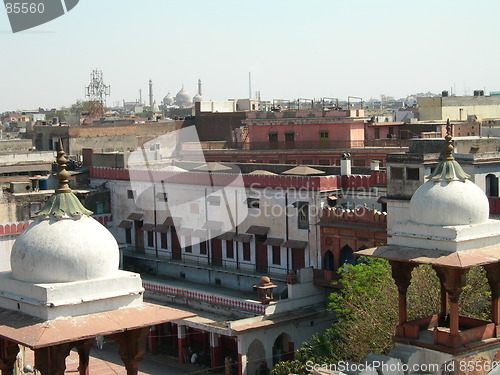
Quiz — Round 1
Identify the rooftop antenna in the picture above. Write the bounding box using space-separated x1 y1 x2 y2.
85 69 110 118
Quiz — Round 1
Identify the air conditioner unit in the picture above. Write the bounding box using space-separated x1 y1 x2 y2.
10 182 32 194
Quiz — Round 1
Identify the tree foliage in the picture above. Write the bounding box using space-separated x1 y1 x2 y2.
272 258 492 373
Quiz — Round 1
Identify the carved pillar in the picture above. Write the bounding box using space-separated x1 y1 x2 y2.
437 267 467 346
34 342 73 375
75 339 94 375
111 328 150 375
390 261 415 335
434 267 449 325
485 264 500 335
0 339 19 375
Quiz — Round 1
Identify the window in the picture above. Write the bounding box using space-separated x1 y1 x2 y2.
374 128 380 139
268 132 278 142
318 159 330 166
226 240 234 258
125 228 132 244
297 202 309 229
391 167 404 180
247 197 260 209
319 131 329 140
302 159 313 165
185 237 192 253
200 241 207 255
272 246 281 265
147 231 154 247
406 168 420 181
161 232 168 249
243 242 251 261
95 202 104 214
127 190 135 199
285 132 294 142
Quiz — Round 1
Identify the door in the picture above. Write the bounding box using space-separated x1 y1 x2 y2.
171 227 181 260
134 221 144 253
291 248 305 270
211 238 222 266
256 241 268 273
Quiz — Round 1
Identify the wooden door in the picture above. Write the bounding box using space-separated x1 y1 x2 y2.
171 227 181 260
291 248 304 270
256 241 268 273
211 238 222 266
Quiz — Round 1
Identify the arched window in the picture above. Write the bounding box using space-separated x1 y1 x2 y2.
340 245 355 265
486 174 499 197
323 250 334 271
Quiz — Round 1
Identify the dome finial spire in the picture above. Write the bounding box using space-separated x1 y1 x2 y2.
444 119 454 161
56 140 71 193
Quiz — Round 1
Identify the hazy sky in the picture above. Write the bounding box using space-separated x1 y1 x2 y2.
0 0 499 112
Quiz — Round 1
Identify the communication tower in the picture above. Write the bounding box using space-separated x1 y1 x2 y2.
85 69 110 118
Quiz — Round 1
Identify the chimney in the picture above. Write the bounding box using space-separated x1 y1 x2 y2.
341 153 351 176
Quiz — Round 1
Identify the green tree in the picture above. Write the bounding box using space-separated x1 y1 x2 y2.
69 100 93 116
273 258 492 369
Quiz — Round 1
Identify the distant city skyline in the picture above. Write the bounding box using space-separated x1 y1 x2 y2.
0 0 499 112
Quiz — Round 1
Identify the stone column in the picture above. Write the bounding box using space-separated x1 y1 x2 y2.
75 339 94 375
434 267 449 325
177 325 187 363
111 327 150 375
485 264 500 329
390 261 415 336
210 332 220 371
439 267 466 347
0 339 19 375
34 342 73 375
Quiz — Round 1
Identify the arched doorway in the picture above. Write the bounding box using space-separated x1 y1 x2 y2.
486 174 499 197
247 339 266 375
323 250 334 271
340 245 354 265
272 333 293 365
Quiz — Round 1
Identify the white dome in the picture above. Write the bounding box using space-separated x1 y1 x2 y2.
163 93 174 106
193 93 202 103
410 179 489 226
11 215 119 283
175 87 191 107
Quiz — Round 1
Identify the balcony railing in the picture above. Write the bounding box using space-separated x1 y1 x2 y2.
121 247 289 282
184 139 409 152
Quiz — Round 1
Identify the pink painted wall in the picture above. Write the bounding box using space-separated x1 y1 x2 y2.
365 123 403 140
247 122 365 143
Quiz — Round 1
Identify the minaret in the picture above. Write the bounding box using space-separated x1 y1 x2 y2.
149 79 153 109
198 79 202 96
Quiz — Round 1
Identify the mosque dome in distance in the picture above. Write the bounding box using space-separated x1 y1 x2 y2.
175 86 191 107
163 93 174 106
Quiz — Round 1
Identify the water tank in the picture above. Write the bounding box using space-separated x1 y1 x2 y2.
10 182 32 194
442 90 449 97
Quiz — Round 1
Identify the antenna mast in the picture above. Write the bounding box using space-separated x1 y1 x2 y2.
85 69 110 118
